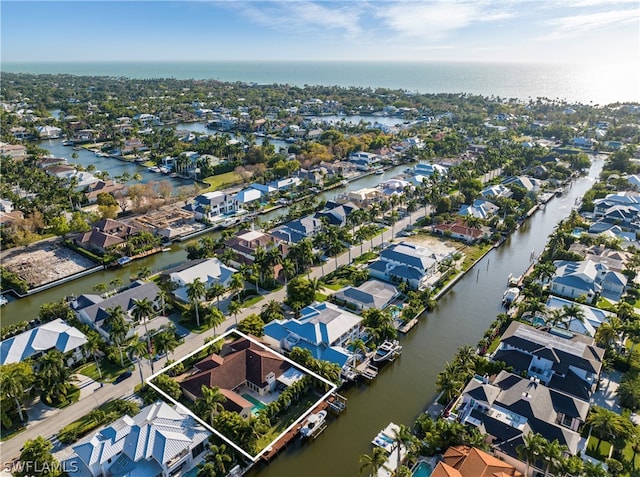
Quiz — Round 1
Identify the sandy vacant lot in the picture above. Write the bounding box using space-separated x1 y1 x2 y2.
3 242 97 288
400 233 458 255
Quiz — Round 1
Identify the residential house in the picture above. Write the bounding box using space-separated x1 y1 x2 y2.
458 199 499 219
432 220 490 243
234 187 264 206
181 337 292 419
267 177 301 192
492 321 604 401
75 219 141 254
332 279 399 311
414 162 448 177
129 206 199 240
36 125 62 139
368 242 445 290
545 296 614 337
593 191 640 218
550 259 627 302
349 151 380 171
379 178 411 197
133 113 161 125
271 215 323 244
184 191 238 223
62 401 210 477
572 136 595 148
297 168 325 186
224 230 288 279
71 281 160 342
84 180 125 204
0 142 29 161
0 319 87 366
456 371 588 459
481 184 513 199
342 187 383 207
169 258 237 302
71 129 96 143
567 243 631 273
431 446 522 477
627 174 640 190
502 176 541 193
263 302 362 370
315 201 359 227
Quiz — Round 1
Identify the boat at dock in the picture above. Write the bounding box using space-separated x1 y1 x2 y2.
502 287 520 307
300 410 327 439
116 256 132 267
371 422 400 452
375 169 384 175
373 340 402 363
0 295 8 306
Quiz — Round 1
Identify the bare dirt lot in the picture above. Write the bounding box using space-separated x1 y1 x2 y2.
401 233 459 255
2 241 97 289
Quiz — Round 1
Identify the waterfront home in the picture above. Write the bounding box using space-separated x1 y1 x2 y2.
348 151 380 171
132 113 161 125
341 187 383 207
36 125 62 139
588 223 638 244
567 243 631 273
315 201 359 227
184 191 238 223
332 279 399 312
121 137 149 155
71 129 96 143
267 176 301 191
368 242 445 290
44 164 100 191
181 337 292 419
432 220 489 243
263 301 362 371
544 296 614 337
627 174 640 190
502 176 541 193
458 199 499 219
84 180 125 204
297 168 324 186
234 187 263 205
169 258 237 302
431 446 522 477
0 142 28 160
593 191 640 218
492 321 604 401
75 219 141 255
271 215 323 244
456 371 587 460
414 161 448 178
71 281 160 342
224 229 288 278
0 318 87 366
62 401 210 477
481 183 513 199
550 259 627 302
378 178 411 197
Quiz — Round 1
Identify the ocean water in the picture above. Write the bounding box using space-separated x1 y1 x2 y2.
2 60 639 105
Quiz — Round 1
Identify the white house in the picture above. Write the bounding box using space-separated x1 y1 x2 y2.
169 258 237 302
368 242 446 290
62 401 210 477
349 151 380 170
184 191 238 223
36 125 62 139
550 260 627 303
414 162 448 177
458 199 499 219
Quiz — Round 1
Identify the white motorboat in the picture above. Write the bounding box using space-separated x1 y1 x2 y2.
502 287 520 306
373 340 402 363
300 410 327 439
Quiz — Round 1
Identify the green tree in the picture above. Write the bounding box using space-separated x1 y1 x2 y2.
0 361 34 423
15 436 60 477
131 297 154 353
237 313 265 337
186 278 206 327
516 432 547 477
105 305 131 366
359 447 389 476
195 386 228 426
260 300 284 323
36 350 76 405
228 300 242 326
152 374 182 401
207 307 225 336
285 277 316 311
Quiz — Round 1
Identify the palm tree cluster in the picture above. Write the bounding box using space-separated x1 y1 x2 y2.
288 347 341 389
0 361 34 427
413 413 489 456
361 308 396 345
35 350 77 405
435 345 478 403
515 432 595 477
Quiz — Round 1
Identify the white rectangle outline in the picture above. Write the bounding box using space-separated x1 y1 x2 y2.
146 329 338 462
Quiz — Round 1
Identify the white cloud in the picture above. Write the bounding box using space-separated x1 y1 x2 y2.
234 1 364 37
542 8 640 40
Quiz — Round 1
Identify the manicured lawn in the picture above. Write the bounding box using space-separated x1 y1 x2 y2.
255 394 319 451
202 171 243 191
58 399 130 444
460 243 493 271
321 283 343 291
50 385 81 409
596 297 617 311
241 295 264 308
586 435 640 474
315 292 328 302
78 360 132 383
353 251 378 265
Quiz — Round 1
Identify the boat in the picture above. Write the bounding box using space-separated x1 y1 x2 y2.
62 140 74 146
0 295 8 306
148 166 160 173
117 256 132 267
373 340 402 363
502 287 520 307
162 247 171 252
375 169 384 175
340 180 349 186
300 410 327 439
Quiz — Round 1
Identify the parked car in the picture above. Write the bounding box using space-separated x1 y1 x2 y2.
113 371 132 384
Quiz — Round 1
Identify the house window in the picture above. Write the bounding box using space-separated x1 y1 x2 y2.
191 441 205 458
562 414 573 427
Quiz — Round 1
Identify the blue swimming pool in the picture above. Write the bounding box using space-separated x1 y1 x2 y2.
412 462 433 477
242 393 267 415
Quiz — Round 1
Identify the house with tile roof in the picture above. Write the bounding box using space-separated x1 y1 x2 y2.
75 219 141 255
492 321 604 401
0 319 87 366
62 401 210 477
263 301 363 370
456 371 588 459
224 229 288 280
71 281 160 342
169 258 237 302
431 445 522 477
332 279 399 311
432 220 489 244
84 180 125 204
369 242 446 290
180 337 291 419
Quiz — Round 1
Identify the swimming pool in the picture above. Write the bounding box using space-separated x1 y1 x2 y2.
412 462 433 477
242 393 267 415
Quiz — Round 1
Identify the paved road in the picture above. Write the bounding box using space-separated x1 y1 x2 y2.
0 207 430 464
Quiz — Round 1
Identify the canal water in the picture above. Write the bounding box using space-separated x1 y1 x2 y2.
246 157 604 477
0 161 410 325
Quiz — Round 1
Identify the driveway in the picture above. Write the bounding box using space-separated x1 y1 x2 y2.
590 370 622 413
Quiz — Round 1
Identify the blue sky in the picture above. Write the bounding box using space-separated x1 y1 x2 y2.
2 1 639 64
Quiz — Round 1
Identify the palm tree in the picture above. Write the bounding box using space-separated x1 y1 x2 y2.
155 326 179 359
359 447 388 476
128 339 148 387
209 283 226 310
186 278 206 327
261 300 284 323
229 272 244 300
587 406 628 452
562 303 585 330
37 350 75 404
595 318 620 348
199 443 232 477
516 432 547 476
84 332 103 379
131 297 154 353
281 258 296 286
228 300 241 326
109 277 123 295
436 361 463 402
105 305 131 366
541 439 568 476
1 364 33 422
348 338 368 366
195 385 227 425
207 307 225 336
392 424 417 472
